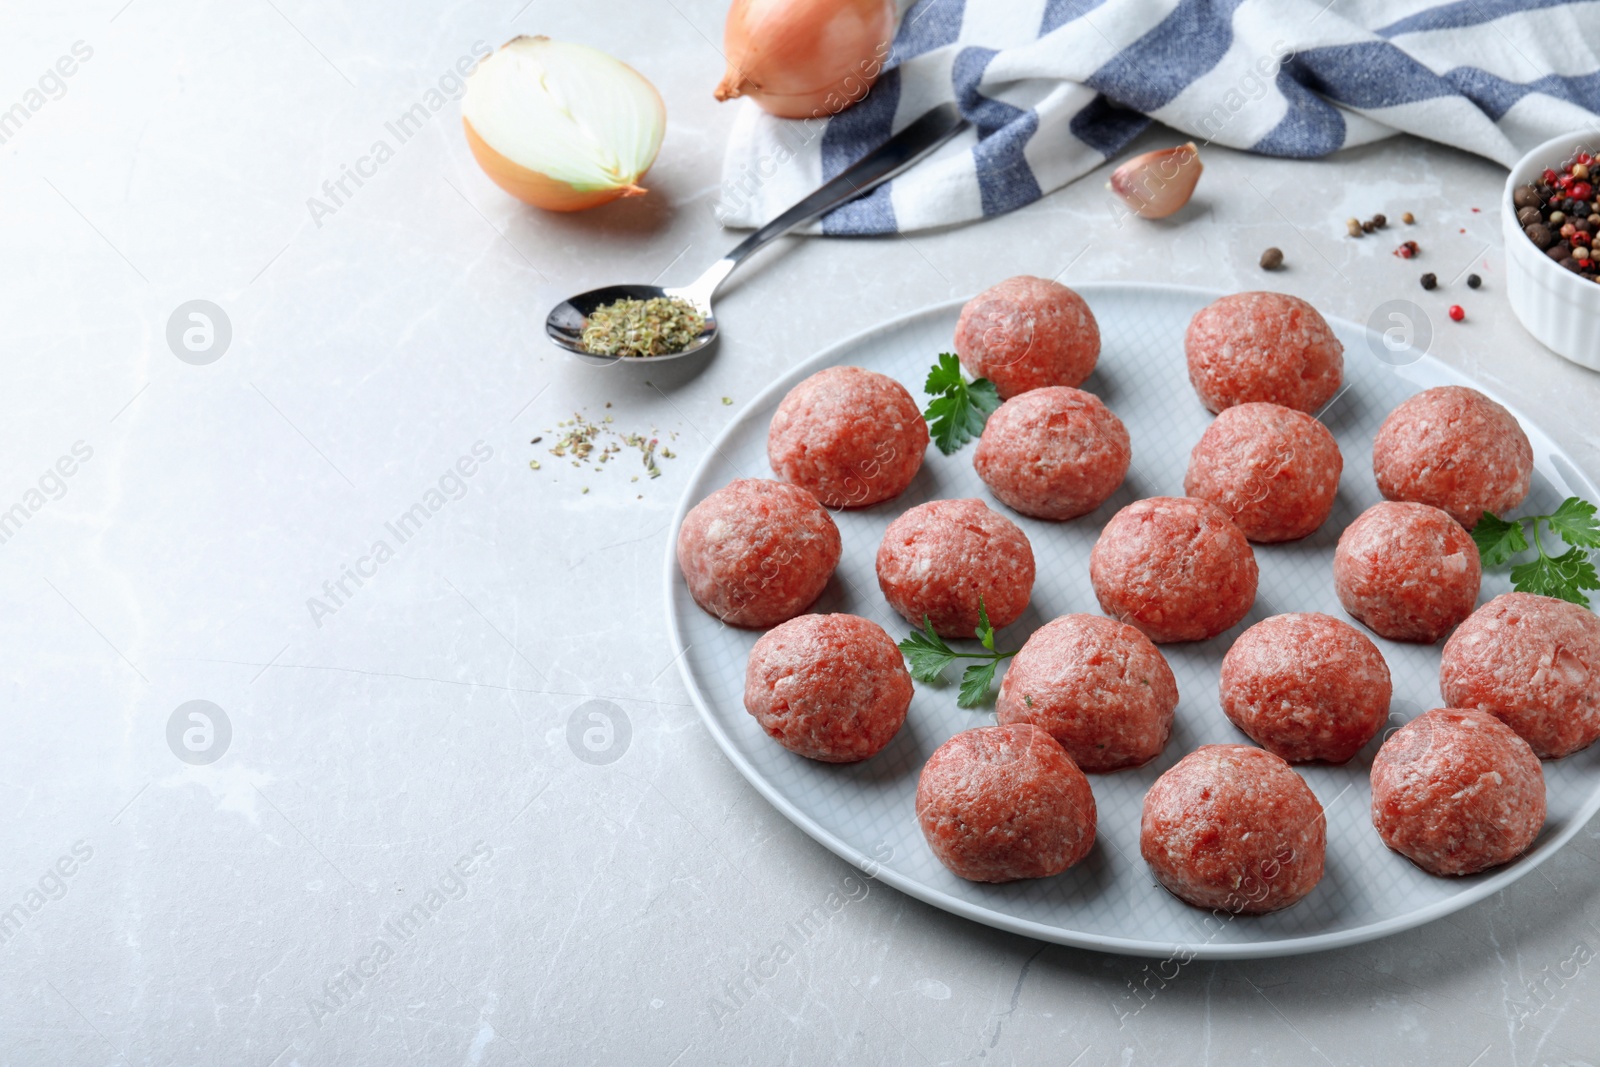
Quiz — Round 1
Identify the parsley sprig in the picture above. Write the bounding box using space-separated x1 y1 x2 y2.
1473 497 1600 607
922 353 1000 455
897 598 1017 708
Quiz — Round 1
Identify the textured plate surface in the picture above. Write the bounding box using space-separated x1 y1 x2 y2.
666 282 1600 959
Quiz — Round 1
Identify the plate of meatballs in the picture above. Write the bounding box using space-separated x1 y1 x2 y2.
666 279 1600 958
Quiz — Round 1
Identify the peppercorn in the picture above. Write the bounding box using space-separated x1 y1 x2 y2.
1372 213 1387 228
1517 206 1541 226
1526 223 1554 248
1551 211 1567 223
1514 184 1542 209
1466 273 1482 288
1259 247 1284 270
1346 218 1361 237
1401 212 1415 224
1562 257 1583 272
1361 220 1376 233
1420 273 1437 290
1448 305 1465 322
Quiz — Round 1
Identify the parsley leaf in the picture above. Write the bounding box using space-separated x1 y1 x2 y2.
975 597 995 651
958 661 1000 709
923 353 1000 455
897 599 1018 707
1472 511 1528 567
1478 497 1600 609
923 351 964 395
1547 497 1600 549
1512 548 1600 606
898 616 959 683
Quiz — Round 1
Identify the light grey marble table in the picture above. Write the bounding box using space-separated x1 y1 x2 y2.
3 2 1599 1065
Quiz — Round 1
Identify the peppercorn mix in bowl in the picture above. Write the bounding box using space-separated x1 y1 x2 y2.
1504 133 1600 372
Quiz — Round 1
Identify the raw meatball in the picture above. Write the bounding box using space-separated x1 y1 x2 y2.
1370 707 1546 876
1140 744 1325 913
767 366 929 508
954 276 1100 399
744 613 912 762
1219 613 1391 763
1183 402 1343 543
1184 292 1344 414
995 614 1177 771
876 498 1035 639
916 724 1097 883
974 386 1130 521
676 479 841 628
1333 502 1481 643
1440 592 1600 758
1089 496 1258 643
1372 385 1533 529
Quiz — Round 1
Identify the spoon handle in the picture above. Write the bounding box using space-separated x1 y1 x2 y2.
678 102 970 304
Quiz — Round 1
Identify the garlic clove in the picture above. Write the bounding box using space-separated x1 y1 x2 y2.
1109 143 1203 220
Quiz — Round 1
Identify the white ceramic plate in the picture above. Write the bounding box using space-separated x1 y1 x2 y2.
665 282 1600 959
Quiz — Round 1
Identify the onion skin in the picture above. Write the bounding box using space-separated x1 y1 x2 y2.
716 0 897 119
463 118 649 212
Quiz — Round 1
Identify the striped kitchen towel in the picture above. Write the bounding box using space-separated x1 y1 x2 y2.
716 0 1600 234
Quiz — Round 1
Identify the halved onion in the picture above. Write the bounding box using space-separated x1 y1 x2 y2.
463 36 666 212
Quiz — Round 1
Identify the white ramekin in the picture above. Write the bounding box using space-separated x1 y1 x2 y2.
1504 132 1600 372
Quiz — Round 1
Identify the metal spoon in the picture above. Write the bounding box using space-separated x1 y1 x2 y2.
546 102 970 364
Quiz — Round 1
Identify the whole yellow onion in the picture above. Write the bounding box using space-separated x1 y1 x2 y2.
714 0 898 119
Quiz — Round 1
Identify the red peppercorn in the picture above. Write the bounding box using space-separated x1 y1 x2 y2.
1580 153 1594 166
1562 222 1578 238
1545 168 1560 183
1448 305 1465 322
1573 182 1593 201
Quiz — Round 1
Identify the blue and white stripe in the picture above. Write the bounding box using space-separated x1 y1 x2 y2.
716 0 1600 235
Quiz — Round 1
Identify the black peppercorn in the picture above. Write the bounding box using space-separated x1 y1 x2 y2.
1466 273 1482 289
1562 257 1583 272
1259 247 1284 270
1372 213 1387 228
1420 273 1437 290
1361 220 1376 233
